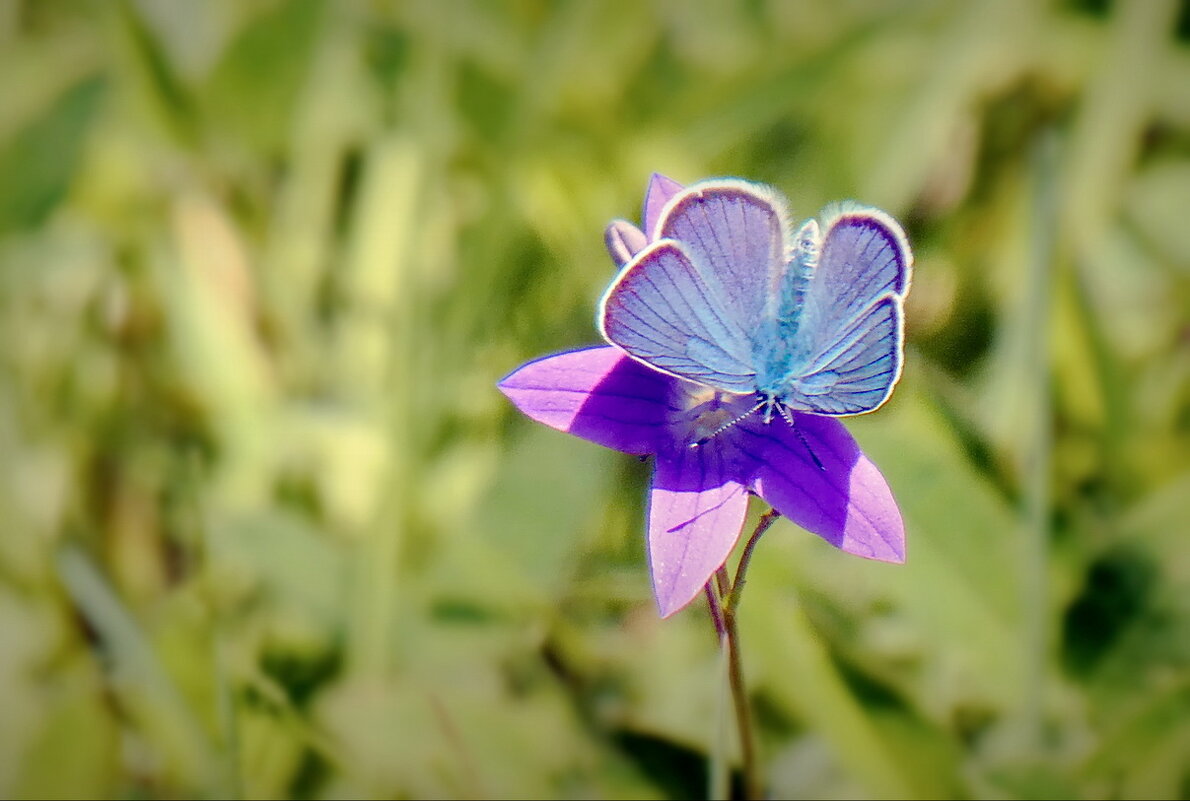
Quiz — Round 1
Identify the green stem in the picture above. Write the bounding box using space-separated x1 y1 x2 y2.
705 583 727 641
722 578 759 800
711 508 781 800
707 586 731 801
729 510 781 612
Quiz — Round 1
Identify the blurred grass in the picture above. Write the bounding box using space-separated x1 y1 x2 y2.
0 0 1188 798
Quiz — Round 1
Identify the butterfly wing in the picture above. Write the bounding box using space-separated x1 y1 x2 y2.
598 240 757 392
780 204 913 415
656 180 793 328
598 180 791 392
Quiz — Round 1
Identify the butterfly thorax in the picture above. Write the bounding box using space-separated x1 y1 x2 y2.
753 218 820 400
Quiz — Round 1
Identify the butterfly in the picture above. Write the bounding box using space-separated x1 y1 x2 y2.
597 179 912 437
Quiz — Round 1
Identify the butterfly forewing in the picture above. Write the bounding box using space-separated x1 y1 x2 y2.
656 181 792 331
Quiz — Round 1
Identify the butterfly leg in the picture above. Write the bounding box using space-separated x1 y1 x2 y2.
691 398 767 448
778 403 826 471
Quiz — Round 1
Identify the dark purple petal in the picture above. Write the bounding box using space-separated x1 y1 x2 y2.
643 173 684 239
738 413 904 562
604 219 648 268
498 347 676 455
648 444 749 617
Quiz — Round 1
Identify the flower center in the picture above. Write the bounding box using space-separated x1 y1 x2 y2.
669 385 753 448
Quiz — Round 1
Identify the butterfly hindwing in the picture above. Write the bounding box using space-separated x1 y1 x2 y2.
598 240 757 392
783 295 902 414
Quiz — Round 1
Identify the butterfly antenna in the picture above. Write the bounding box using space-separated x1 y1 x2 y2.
691 399 767 448
778 403 825 471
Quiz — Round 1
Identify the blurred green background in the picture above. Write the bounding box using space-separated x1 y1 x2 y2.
1 0 1188 798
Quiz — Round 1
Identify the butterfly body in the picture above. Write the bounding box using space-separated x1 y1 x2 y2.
599 180 912 426
753 217 819 401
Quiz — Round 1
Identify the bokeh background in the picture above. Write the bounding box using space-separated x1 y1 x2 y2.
1 0 1188 798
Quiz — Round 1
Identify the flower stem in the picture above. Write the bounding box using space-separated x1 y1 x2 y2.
707 584 731 801
730 509 781 612
720 566 758 801
709 508 781 801
705 583 727 642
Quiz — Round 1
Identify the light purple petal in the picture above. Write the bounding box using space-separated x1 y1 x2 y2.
498 346 675 455
604 219 648 268
738 413 904 562
643 173 684 239
648 444 749 617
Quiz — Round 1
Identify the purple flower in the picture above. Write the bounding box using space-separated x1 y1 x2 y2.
498 175 904 618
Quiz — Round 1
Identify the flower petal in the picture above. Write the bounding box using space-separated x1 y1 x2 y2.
644 173 684 239
604 219 648 267
740 413 905 562
498 346 674 455
648 444 749 617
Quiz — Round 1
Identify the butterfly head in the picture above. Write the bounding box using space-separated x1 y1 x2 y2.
685 390 790 447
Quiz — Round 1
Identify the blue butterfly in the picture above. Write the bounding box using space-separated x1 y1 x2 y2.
597 179 912 435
